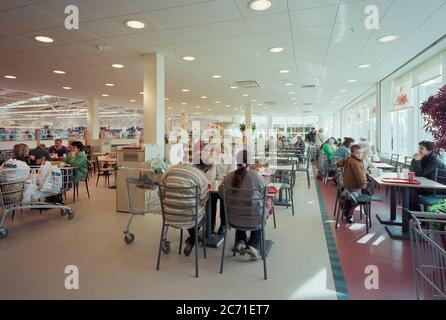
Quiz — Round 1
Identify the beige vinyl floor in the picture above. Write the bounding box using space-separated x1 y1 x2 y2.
0 172 338 299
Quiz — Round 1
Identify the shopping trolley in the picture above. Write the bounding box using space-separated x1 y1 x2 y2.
0 167 75 239
122 167 171 253
409 211 446 300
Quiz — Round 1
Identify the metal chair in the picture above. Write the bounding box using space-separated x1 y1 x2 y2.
72 175 90 203
389 154 400 171
296 146 311 189
157 184 207 278
404 156 413 168
272 160 295 216
219 185 268 280
95 157 115 187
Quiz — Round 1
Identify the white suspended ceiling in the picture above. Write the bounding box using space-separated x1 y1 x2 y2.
0 0 445 118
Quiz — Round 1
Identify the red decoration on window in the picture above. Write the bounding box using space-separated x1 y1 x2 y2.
395 86 409 106
420 85 446 152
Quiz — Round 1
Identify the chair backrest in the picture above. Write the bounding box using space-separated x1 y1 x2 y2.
404 156 413 168
390 154 399 166
158 184 200 228
335 167 344 190
274 160 295 186
220 184 267 230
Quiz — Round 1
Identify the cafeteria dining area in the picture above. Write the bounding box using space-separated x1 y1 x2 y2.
0 0 446 301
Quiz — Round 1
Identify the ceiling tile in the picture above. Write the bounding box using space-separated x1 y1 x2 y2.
290 5 338 28
245 12 290 33
76 0 138 18
168 25 214 43
185 0 241 24
145 6 200 29
205 19 251 38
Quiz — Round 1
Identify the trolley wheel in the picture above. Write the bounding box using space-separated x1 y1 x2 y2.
60 209 67 216
0 228 8 239
67 210 75 220
161 241 171 254
124 233 135 244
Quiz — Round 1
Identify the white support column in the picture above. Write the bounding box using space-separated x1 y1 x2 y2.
143 53 165 146
87 97 100 144
244 103 252 133
181 112 189 130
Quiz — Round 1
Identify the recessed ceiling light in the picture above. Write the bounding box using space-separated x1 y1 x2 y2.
35 36 54 43
53 70 65 74
230 86 238 89
340 89 347 92
200 96 207 99
105 83 115 87
378 35 397 43
168 107 173 110
4 75 16 79
357 64 371 69
125 20 146 29
195 106 201 109
62 86 71 90
215 101 221 104
288 92 295 95
225 105 231 108
293 102 298 105
248 0 273 11
251 99 256 102
284 83 293 86
335 96 341 99
211 75 222 79
206 108 211 111
165 98 170 101
242 94 249 97
182 89 189 92
182 56 195 61
258 103 263 106
347 79 357 83
181 102 187 105
278 69 290 74
102 94 109 97
112 64 124 69
269 47 284 53
130 99 136 102
139 92 144 95
291 97 297 101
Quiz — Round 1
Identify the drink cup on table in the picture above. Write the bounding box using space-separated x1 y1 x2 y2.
408 171 415 181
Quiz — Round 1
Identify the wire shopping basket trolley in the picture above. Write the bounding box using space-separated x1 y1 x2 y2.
409 212 446 300
0 167 75 239
122 167 171 253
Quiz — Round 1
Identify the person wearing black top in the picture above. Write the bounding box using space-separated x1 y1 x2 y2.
305 128 317 144
28 144 51 165
409 140 445 211
48 139 68 158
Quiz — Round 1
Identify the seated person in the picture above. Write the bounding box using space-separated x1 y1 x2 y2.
0 143 31 175
161 163 209 256
63 141 88 183
218 150 268 261
336 144 368 223
409 141 446 211
359 141 376 174
48 139 68 158
0 144 31 204
333 137 355 163
28 144 51 166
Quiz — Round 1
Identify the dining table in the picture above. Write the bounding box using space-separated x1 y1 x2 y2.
368 172 446 240
205 179 275 255
98 156 117 188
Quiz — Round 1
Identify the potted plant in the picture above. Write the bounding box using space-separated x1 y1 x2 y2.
420 84 446 152
240 123 246 132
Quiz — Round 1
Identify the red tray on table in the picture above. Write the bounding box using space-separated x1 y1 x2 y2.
381 178 421 185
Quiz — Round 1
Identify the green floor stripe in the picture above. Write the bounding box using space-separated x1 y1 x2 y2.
313 175 350 300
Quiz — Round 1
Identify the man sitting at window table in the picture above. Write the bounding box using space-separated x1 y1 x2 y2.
409 141 445 211
48 139 68 158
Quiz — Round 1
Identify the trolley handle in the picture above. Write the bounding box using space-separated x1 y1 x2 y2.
410 211 446 230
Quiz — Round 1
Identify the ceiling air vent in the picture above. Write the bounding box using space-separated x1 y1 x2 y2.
235 80 262 89
263 101 277 106
301 84 316 89
303 103 312 106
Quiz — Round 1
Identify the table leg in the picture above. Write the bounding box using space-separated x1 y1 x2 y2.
383 187 410 240
376 186 402 226
205 195 224 248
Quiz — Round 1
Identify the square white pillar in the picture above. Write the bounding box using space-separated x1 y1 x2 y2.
87 97 100 143
143 53 165 146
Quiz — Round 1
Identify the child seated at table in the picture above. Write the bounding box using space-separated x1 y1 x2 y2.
336 144 369 223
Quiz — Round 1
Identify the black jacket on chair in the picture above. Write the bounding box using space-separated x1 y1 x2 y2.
410 153 445 181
